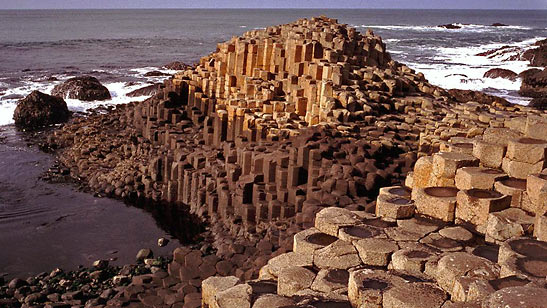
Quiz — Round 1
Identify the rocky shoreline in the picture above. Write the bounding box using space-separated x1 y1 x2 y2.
2 16 547 308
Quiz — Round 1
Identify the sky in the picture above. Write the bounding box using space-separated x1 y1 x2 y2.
1 0 546 10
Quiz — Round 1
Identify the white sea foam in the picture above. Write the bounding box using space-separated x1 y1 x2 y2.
364 24 533 32
0 76 161 126
404 37 545 105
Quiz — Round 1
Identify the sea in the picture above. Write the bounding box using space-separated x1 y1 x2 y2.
0 9 546 278
0 9 546 126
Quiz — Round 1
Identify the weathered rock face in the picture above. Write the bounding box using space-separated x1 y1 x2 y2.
51 76 111 101
163 61 191 70
483 68 518 81
13 90 70 129
522 39 547 67
519 68 547 98
529 97 547 110
448 89 510 106
127 83 162 97
143 71 170 77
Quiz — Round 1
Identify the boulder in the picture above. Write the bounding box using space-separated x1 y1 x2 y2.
127 83 161 97
483 68 517 81
144 70 170 77
522 39 547 67
448 89 510 106
438 24 461 29
491 23 508 27
163 61 191 70
52 76 111 101
13 90 70 129
519 68 547 98
528 97 547 110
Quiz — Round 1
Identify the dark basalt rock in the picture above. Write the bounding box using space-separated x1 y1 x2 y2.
163 61 191 71
528 97 547 110
522 39 547 67
13 90 70 129
143 71 170 77
448 89 510 106
51 76 111 101
491 23 508 27
127 83 162 97
519 68 547 98
438 23 461 29
483 68 518 81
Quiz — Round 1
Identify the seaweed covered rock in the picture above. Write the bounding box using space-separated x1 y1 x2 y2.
13 90 70 129
52 76 111 101
519 68 547 98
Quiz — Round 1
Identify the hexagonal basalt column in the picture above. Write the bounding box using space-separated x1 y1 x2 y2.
434 252 500 296
526 173 547 215
277 266 316 296
535 213 547 241
310 269 349 294
485 208 534 244
313 239 362 270
455 189 511 233
389 248 436 274
338 224 385 243
354 238 399 267
506 137 547 165
499 237 547 262
498 238 547 280
482 286 547 308
432 152 479 179
314 207 360 237
378 185 412 199
413 187 459 222
383 282 447 308
293 227 338 255
454 167 506 191
472 140 505 169
375 195 415 221
494 177 527 208
348 269 405 308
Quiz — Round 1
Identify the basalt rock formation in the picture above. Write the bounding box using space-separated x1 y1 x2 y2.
30 16 547 308
13 90 70 129
483 68 518 81
51 75 111 101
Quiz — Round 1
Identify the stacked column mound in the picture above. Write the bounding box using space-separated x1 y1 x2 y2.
44 16 547 308
52 15 451 237
198 116 547 308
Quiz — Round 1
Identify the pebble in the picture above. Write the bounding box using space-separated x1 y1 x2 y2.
158 237 169 247
136 248 153 261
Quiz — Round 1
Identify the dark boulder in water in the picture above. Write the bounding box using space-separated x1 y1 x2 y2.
127 83 162 97
52 76 111 101
522 39 547 67
448 89 510 106
519 68 547 98
491 23 508 27
483 68 518 81
13 91 70 129
144 70 170 77
529 97 547 110
163 61 191 70
438 23 461 29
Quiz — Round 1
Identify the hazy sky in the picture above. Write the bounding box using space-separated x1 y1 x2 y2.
1 0 546 10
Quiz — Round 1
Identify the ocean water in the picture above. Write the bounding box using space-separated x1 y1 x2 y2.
0 9 546 126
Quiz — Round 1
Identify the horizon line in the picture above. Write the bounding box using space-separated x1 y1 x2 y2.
1 7 546 11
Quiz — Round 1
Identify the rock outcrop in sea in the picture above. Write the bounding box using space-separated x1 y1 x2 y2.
51 75 111 101
13 90 70 129
3 16 546 308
